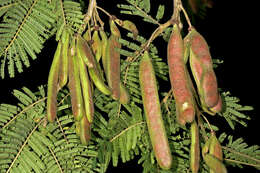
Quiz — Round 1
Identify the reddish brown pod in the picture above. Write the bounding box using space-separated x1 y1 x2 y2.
106 20 121 100
140 51 172 170
167 24 196 125
188 28 221 111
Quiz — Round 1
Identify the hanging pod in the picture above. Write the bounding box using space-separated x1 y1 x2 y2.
47 41 62 123
105 20 121 100
167 24 196 125
58 29 70 89
187 29 221 114
190 121 200 173
77 42 94 123
139 51 172 170
68 38 84 121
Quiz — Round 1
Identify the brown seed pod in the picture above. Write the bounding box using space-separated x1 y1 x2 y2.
210 94 222 114
47 41 62 123
188 28 221 111
167 24 196 125
105 20 121 100
139 51 172 170
209 134 223 161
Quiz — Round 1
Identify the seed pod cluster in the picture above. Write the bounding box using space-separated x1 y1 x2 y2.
167 24 223 172
46 18 137 144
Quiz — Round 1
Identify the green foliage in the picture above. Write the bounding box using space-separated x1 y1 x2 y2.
0 0 259 173
220 92 253 130
0 0 56 78
219 133 260 170
117 0 163 24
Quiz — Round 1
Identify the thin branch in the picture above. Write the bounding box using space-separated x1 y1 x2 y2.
131 2 160 25
49 146 64 173
96 6 112 18
179 4 193 30
224 158 260 168
222 146 260 164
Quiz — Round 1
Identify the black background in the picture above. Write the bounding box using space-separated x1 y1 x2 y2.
1 0 259 172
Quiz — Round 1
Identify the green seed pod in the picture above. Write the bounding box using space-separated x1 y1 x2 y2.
190 121 200 173
75 121 80 136
68 39 84 121
58 29 70 89
76 34 95 68
110 19 121 37
47 41 62 123
119 83 130 104
203 154 227 173
140 51 172 170
167 24 196 125
92 30 102 62
79 115 91 145
77 47 94 123
209 134 223 161
99 30 108 72
115 19 138 39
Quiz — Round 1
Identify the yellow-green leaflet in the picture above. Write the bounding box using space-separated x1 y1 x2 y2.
47 41 62 123
78 47 94 123
58 30 69 89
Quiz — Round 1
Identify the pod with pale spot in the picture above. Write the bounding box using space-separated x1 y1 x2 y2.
68 39 84 121
140 51 172 170
76 34 95 68
47 41 62 123
190 121 200 173
77 46 94 123
167 24 196 125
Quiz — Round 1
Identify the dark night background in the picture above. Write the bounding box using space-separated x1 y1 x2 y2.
1 0 259 172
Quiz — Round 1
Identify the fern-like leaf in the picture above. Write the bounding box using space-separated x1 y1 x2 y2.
220 92 253 130
0 0 56 78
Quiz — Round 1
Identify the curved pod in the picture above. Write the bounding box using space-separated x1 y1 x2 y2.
47 41 62 123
